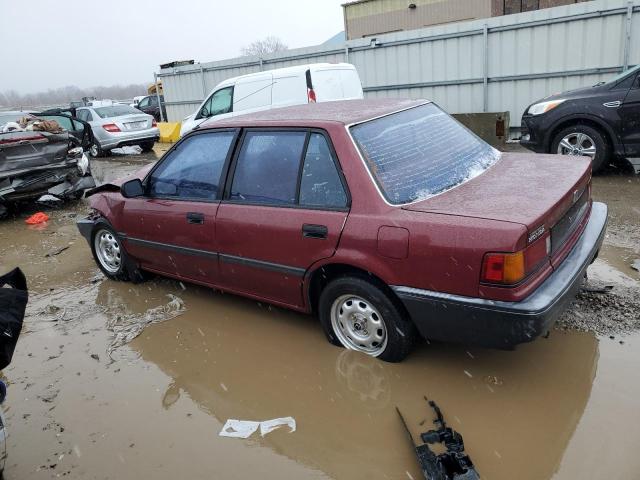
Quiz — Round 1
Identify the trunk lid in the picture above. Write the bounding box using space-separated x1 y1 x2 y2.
0 131 71 178
402 152 591 240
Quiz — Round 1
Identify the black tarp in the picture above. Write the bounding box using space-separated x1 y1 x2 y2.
0 268 27 370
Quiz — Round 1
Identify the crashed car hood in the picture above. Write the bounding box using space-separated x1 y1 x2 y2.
401 152 591 231
85 163 154 196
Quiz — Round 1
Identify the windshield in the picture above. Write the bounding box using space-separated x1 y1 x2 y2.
603 65 640 86
94 105 141 118
350 103 500 205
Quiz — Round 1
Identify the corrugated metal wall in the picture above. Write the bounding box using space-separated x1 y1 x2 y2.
158 0 639 128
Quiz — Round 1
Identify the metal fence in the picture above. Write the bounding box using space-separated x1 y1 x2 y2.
158 0 639 128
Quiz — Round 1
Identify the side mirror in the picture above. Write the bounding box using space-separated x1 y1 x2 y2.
121 178 144 198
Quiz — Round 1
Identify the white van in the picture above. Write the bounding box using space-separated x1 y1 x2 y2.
179 63 363 137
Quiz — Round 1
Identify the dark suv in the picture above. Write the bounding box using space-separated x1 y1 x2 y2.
136 95 167 122
521 65 640 172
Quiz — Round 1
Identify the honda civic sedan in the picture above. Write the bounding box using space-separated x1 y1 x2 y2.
77 99 607 362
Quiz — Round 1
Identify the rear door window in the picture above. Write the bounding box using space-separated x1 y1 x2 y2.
148 131 235 200
229 131 306 205
299 133 347 208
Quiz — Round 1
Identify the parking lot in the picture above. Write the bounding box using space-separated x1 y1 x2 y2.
0 144 638 479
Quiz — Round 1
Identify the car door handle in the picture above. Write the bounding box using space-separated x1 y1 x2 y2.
302 224 328 239
186 212 205 224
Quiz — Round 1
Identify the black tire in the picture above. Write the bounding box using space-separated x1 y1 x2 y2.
318 275 417 362
551 124 609 173
90 224 130 281
140 141 155 153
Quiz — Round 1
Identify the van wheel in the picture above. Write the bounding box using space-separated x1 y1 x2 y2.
91 226 130 281
551 125 609 173
318 276 416 362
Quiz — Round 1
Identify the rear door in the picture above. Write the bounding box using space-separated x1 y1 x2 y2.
120 129 238 285
216 130 349 308
310 67 364 101
620 73 640 156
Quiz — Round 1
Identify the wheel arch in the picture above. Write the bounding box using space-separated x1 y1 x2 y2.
545 114 621 155
305 262 407 317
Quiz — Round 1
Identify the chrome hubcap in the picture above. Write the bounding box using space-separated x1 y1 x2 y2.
331 295 387 356
557 133 596 159
90 144 99 157
94 229 121 274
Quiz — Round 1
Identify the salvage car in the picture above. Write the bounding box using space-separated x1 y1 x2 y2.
77 99 608 362
521 64 640 172
75 104 159 157
135 95 166 122
0 118 95 218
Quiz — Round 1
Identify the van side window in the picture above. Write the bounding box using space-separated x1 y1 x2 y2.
201 87 233 118
299 133 347 208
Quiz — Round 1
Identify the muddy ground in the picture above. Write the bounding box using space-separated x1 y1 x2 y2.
0 145 639 479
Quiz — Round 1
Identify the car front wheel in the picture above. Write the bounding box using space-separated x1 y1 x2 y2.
551 125 609 173
91 226 130 281
318 276 416 362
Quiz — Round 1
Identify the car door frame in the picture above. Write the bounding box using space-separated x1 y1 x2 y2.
620 72 640 156
120 127 242 284
195 86 235 121
215 126 352 309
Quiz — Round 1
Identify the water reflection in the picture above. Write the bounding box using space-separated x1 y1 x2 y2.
127 283 598 480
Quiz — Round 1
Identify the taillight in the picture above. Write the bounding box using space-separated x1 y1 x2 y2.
481 234 550 285
307 88 317 103
103 123 121 133
152 119 157 127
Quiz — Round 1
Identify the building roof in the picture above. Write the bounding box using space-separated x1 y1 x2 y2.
201 98 427 129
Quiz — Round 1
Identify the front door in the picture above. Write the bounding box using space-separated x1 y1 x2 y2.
620 74 640 156
216 130 350 308
120 130 237 285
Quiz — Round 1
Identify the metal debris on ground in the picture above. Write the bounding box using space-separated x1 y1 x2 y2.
581 284 614 294
397 397 479 480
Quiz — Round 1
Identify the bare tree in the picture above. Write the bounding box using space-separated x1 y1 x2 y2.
241 36 288 57
0 84 148 109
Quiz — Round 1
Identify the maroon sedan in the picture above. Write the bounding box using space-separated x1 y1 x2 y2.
77 99 607 362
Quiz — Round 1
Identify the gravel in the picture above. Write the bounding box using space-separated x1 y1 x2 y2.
557 281 640 335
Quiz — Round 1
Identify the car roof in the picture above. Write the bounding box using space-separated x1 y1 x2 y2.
200 98 428 129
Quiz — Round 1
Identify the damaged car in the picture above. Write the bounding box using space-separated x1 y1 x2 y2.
0 116 96 217
77 99 607 362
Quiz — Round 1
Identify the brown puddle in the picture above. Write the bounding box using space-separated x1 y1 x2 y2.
1 155 639 479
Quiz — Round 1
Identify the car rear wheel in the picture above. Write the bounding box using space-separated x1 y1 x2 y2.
91 226 129 281
318 276 416 362
551 125 609 173
89 142 111 158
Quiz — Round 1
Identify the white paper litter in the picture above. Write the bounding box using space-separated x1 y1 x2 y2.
219 419 261 438
77 152 90 175
219 417 296 439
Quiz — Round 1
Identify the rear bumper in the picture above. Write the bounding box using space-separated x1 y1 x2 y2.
392 202 608 349
99 128 159 149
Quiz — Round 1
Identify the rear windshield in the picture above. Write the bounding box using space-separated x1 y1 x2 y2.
94 105 140 118
350 103 500 205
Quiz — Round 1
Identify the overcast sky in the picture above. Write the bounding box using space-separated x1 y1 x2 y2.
0 0 346 93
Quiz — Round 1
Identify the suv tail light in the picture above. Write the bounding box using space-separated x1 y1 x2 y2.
103 123 121 133
481 234 550 285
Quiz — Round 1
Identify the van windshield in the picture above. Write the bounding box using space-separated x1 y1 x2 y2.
350 103 500 205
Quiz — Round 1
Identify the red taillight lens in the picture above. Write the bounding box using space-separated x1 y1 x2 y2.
307 88 317 103
481 234 550 285
102 123 121 133
152 119 157 127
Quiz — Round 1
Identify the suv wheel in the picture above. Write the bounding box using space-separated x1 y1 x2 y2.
551 125 609 173
318 276 416 362
91 226 130 281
